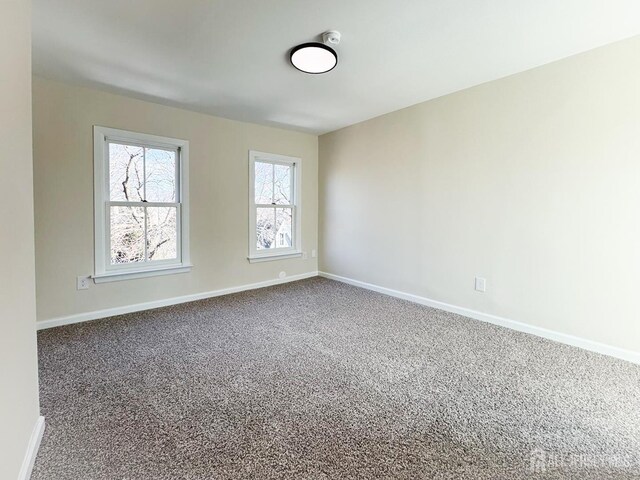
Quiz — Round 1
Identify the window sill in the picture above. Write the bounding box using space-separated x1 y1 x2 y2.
93 264 193 283
248 252 302 263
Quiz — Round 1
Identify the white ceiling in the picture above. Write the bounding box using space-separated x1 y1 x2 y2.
33 0 640 134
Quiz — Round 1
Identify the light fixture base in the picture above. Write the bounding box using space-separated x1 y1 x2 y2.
323 31 341 46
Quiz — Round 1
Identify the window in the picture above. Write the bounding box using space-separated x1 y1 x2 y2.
248 151 301 262
93 126 191 282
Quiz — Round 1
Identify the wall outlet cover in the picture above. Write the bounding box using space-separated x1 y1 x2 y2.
475 277 486 292
77 275 91 290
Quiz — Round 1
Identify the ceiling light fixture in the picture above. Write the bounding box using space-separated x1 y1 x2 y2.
290 31 341 74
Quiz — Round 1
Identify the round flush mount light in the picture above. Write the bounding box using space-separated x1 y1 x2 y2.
290 31 341 74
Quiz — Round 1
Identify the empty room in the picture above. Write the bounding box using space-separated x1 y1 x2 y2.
2 0 640 479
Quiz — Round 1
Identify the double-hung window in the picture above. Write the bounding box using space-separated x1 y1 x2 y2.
248 151 302 262
93 126 191 282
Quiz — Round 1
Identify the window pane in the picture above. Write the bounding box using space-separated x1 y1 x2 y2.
110 206 145 264
256 207 275 250
147 207 177 261
109 143 144 201
255 161 273 204
145 148 176 203
274 208 293 248
273 164 291 205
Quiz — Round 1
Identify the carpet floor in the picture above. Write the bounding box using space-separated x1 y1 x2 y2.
33 278 640 479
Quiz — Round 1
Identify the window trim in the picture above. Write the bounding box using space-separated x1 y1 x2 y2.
93 126 191 283
248 150 302 262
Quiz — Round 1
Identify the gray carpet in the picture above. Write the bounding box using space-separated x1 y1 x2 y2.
33 277 640 479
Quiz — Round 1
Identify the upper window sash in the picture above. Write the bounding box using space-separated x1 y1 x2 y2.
105 139 180 205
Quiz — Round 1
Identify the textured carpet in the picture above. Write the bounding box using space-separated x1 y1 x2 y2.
33 277 640 479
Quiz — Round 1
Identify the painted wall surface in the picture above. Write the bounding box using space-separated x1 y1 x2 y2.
33 77 318 322
0 1 42 478
319 35 640 353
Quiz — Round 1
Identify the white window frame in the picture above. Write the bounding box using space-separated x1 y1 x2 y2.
93 126 191 283
248 150 302 263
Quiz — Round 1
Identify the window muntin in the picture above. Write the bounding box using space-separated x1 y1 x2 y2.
249 151 301 260
94 127 190 281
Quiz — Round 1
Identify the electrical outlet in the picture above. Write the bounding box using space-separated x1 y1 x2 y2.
311 249 317 258
475 277 486 293
279 271 286 279
77 275 91 290
302 251 308 260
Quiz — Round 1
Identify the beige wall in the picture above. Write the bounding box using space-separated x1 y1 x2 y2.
0 1 41 478
319 35 640 353
33 77 318 322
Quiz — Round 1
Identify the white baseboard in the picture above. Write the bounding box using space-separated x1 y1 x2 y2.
37 271 318 330
18 416 45 480
319 271 640 365
37 269 639 365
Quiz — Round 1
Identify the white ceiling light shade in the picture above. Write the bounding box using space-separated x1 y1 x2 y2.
290 44 337 74
290 31 341 74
